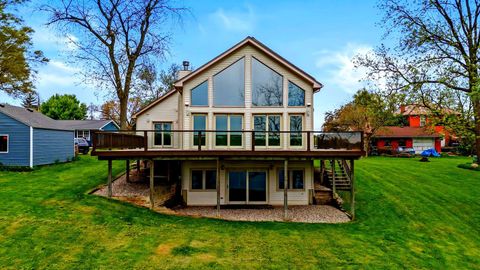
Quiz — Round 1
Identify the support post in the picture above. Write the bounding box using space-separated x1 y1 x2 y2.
284 159 289 220
149 159 155 209
136 160 140 175
126 160 130 183
216 158 221 217
331 160 336 194
107 159 112 198
350 159 355 220
320 160 324 185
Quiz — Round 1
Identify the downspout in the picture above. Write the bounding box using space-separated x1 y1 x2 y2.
29 126 33 168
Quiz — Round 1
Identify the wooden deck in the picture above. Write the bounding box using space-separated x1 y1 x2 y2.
91 149 364 160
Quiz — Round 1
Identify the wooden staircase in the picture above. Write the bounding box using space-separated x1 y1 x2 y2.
313 159 352 205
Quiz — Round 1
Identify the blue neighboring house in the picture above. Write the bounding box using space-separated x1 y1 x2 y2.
0 104 75 168
59 119 120 145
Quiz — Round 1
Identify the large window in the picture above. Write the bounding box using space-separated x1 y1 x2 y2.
0 135 8 153
278 169 304 190
290 115 303 146
253 115 281 147
215 114 243 147
193 114 207 146
213 58 245 106
288 81 305 106
191 169 216 190
252 57 283 106
154 122 172 146
191 80 208 106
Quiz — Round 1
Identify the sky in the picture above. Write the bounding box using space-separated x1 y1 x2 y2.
0 0 384 129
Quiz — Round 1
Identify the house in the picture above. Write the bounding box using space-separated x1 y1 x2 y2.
0 104 75 167
91 37 364 218
373 104 457 154
59 120 119 143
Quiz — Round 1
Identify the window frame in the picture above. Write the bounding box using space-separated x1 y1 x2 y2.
192 114 207 147
253 114 283 148
289 114 304 148
214 114 244 148
153 122 173 147
287 81 306 107
190 80 209 107
190 169 217 191
0 134 9 154
251 56 284 107
420 115 426 127
277 168 305 191
213 57 246 108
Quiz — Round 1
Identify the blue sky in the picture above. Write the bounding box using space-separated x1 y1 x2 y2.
1 0 383 129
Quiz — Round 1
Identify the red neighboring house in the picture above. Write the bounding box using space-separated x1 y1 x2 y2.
373 105 455 154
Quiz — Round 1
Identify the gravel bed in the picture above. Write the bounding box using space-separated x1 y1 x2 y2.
174 205 350 223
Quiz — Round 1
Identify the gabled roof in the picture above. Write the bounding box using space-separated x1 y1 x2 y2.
396 104 458 116
0 104 72 131
174 36 323 91
375 126 441 138
58 119 119 130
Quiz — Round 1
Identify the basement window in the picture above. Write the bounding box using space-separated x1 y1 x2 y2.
191 169 216 190
278 169 304 190
0 135 8 153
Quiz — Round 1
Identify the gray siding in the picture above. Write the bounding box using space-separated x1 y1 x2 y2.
33 128 74 166
0 112 30 166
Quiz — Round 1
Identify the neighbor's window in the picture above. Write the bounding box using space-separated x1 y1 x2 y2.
191 80 208 106
0 135 8 153
215 114 243 147
252 57 283 106
278 169 304 190
288 81 305 106
154 122 172 146
420 115 426 127
193 114 207 146
191 169 216 190
290 115 303 146
253 115 281 147
213 58 245 106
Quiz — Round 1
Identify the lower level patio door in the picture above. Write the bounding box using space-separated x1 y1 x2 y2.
228 171 267 204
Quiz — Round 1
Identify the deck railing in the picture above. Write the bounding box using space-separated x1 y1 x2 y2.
91 130 363 152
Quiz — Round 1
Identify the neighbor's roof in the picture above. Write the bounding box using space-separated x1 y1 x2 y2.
58 119 119 130
396 104 458 116
0 104 72 131
174 36 323 91
375 126 441 138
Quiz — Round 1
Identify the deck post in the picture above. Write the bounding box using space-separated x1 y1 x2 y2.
216 158 221 217
149 159 155 209
350 159 355 220
331 160 336 194
126 160 130 183
136 160 140 175
284 159 288 220
320 160 324 185
107 159 112 198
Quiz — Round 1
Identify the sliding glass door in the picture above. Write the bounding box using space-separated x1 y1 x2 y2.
228 170 267 204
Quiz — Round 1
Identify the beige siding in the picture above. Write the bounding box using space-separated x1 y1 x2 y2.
182 44 315 150
182 160 313 206
136 92 181 148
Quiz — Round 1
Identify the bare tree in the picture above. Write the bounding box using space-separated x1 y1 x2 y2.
43 0 185 129
356 0 480 160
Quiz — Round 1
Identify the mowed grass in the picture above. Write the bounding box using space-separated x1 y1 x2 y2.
0 156 479 269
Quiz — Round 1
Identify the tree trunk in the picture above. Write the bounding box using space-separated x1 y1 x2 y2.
474 98 480 162
119 95 128 129
363 133 370 157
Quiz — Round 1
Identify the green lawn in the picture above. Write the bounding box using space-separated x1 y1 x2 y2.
0 156 479 269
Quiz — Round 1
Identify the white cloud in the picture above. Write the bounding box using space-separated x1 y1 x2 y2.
314 43 373 94
210 5 256 32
